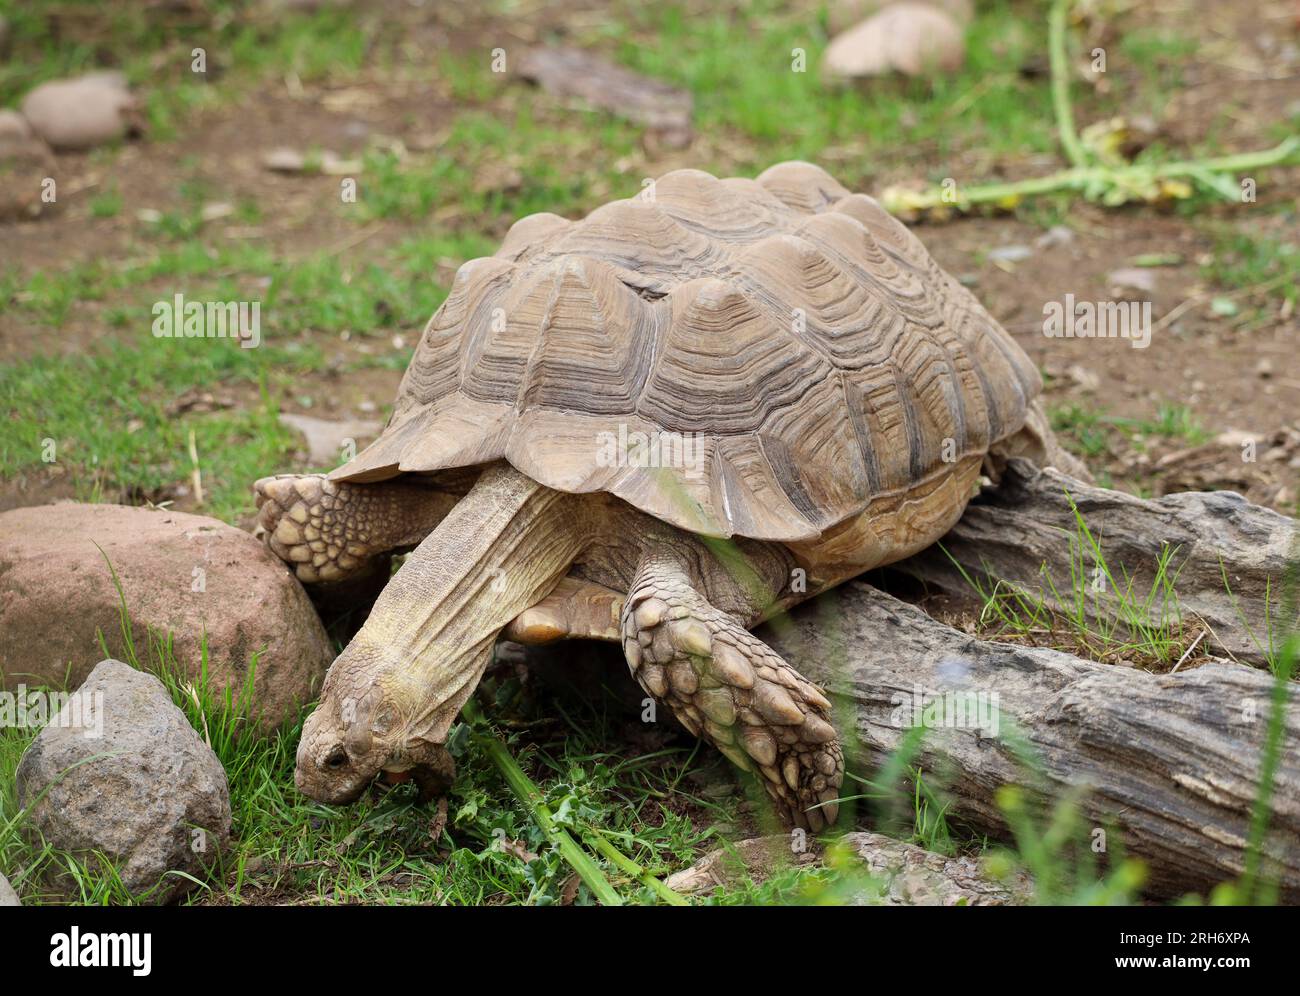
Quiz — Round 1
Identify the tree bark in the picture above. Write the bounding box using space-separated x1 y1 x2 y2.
892 459 1299 666
759 581 1299 901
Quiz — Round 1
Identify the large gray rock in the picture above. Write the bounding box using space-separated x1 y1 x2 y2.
20 72 140 151
0 871 19 906
16 659 231 904
0 503 333 730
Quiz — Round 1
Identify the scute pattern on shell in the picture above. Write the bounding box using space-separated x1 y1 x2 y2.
331 161 1040 541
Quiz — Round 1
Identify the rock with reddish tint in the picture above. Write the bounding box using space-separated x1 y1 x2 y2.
19 72 140 151
0 503 332 729
16 659 230 904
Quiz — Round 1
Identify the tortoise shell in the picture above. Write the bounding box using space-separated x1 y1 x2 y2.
331 161 1040 542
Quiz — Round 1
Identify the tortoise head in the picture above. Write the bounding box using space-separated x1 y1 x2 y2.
295 652 456 805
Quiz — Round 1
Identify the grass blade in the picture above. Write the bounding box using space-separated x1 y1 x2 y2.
461 700 624 906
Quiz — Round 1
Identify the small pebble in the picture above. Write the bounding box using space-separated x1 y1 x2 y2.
1035 225 1074 250
987 244 1034 263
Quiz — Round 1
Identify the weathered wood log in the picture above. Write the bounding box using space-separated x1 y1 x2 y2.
759 582 1300 901
516 47 693 149
665 832 1030 905
893 458 1299 666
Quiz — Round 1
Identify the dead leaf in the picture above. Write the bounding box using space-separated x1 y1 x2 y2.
558 873 581 905
500 838 539 863
428 796 449 843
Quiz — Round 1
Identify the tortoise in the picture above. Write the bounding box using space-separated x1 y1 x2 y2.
255 161 1085 830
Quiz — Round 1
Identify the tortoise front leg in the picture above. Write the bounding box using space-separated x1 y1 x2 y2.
620 552 843 831
254 474 458 583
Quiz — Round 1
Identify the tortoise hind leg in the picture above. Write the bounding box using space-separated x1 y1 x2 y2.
254 474 457 583
504 577 625 644
620 553 843 831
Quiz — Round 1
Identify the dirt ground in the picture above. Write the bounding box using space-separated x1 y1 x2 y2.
2 0 1298 516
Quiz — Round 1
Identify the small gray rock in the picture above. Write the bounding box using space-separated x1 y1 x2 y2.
1106 267 1157 295
20 72 139 151
986 244 1034 264
0 871 19 906
823 2 966 81
1035 225 1075 250
16 659 231 904
279 412 382 466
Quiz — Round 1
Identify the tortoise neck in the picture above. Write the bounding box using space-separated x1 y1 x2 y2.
350 461 591 743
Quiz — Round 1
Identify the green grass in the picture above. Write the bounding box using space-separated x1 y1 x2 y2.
1200 228 1300 314
985 784 1146 905
0 615 731 905
356 108 639 223
1117 28 1199 118
0 228 503 519
0 0 384 135
6 226 495 332
0 339 297 520
602 0 1059 177
1049 400 1211 467
948 493 1200 670
2 566 1289 905
1048 403 1112 459
703 839 892 905
89 186 123 219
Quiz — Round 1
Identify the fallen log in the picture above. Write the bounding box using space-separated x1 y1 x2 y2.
893 459 1299 666
516 47 694 149
665 832 1030 905
760 581 1300 901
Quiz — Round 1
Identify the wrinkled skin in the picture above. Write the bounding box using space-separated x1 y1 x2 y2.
294 677 456 804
